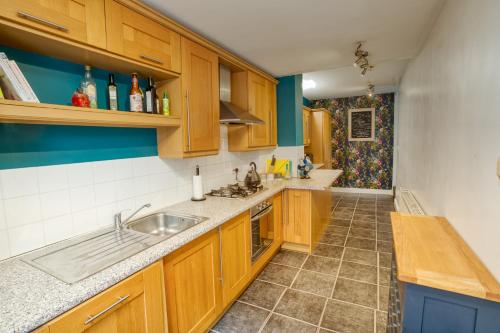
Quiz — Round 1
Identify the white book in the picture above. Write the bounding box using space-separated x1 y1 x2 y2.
0 52 28 101
9 60 39 103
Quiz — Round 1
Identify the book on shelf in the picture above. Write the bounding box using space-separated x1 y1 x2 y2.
0 52 39 103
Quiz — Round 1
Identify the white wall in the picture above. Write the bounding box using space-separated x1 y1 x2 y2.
0 125 304 260
397 0 500 279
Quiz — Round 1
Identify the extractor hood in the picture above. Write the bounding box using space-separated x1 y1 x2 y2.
219 65 264 125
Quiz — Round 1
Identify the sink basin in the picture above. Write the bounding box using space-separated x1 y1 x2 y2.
126 212 209 237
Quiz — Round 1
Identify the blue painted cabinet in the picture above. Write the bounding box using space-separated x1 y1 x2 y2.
388 257 500 333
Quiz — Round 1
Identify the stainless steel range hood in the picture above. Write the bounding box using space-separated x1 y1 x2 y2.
219 65 264 125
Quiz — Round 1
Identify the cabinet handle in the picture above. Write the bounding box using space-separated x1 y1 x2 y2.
17 11 68 32
218 226 224 286
186 90 191 150
84 295 129 325
140 54 164 65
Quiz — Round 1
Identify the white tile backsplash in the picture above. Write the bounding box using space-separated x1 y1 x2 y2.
4 195 41 228
37 164 68 193
43 215 73 244
40 190 71 219
70 185 96 212
8 222 45 256
0 127 305 260
0 167 39 198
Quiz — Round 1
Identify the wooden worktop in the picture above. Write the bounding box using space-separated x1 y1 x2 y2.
391 212 500 302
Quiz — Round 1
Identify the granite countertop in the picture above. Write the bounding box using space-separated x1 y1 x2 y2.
0 169 342 333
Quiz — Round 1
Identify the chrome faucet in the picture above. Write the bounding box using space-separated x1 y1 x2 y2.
114 203 151 230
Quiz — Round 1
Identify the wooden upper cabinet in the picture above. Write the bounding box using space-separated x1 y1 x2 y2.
181 37 220 153
164 229 222 333
220 212 251 308
104 0 181 72
0 0 106 48
43 261 165 333
228 71 277 151
303 107 311 146
305 109 332 168
248 72 270 147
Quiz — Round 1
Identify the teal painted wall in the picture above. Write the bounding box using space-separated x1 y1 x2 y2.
276 74 303 146
0 45 156 170
303 97 311 107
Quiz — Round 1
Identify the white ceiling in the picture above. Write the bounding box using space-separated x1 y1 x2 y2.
142 0 444 97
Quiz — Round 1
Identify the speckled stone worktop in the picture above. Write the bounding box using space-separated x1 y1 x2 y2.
0 169 341 333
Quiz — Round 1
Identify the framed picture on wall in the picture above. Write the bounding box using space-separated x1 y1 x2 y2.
348 108 375 141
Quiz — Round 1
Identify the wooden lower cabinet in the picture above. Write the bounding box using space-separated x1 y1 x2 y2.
164 229 222 333
220 212 251 308
283 189 311 247
282 189 332 253
41 261 166 333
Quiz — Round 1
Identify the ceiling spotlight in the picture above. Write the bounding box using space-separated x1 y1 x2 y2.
302 79 316 90
367 83 375 97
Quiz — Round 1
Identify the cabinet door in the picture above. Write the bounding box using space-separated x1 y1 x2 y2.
268 80 277 146
46 262 165 333
164 229 222 333
273 191 283 246
0 0 106 48
303 109 311 146
181 37 220 153
221 212 251 307
248 72 271 147
283 189 311 245
105 0 181 72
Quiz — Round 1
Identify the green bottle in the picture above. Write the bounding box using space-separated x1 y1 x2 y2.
162 91 170 116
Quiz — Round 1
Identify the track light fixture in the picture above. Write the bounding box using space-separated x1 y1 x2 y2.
353 42 374 76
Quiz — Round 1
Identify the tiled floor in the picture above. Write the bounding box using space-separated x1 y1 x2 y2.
212 193 395 333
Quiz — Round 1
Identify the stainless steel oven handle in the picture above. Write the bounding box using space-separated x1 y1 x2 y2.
251 205 273 222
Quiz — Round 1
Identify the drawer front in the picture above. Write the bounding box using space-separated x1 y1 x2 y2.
0 0 106 48
48 273 146 332
105 0 181 73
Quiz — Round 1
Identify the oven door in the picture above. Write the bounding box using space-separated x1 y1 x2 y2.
250 204 274 263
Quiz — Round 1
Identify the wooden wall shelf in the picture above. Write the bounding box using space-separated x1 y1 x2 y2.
0 100 180 128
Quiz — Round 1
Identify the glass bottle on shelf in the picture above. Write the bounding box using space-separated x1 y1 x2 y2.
107 73 118 111
81 65 97 109
145 77 157 114
162 91 170 116
129 73 142 112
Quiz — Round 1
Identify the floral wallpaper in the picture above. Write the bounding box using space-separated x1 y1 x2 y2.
311 93 394 189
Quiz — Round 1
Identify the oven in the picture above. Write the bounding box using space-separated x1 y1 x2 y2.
250 199 274 262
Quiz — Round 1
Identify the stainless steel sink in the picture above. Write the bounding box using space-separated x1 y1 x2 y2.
22 211 208 284
126 212 209 237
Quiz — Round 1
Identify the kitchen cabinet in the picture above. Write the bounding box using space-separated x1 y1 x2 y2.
283 189 311 247
227 71 277 151
282 189 332 253
273 191 283 246
305 108 332 168
164 229 222 333
157 37 220 158
40 261 166 333
220 212 251 308
303 107 312 146
0 0 107 48
105 0 181 73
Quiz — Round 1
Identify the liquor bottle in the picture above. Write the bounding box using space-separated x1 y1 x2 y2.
145 77 157 114
81 65 97 108
162 91 170 116
107 73 118 111
129 73 142 112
